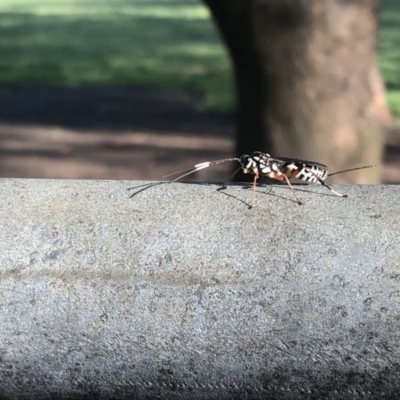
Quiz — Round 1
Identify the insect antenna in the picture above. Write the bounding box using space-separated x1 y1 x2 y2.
328 165 376 177
218 166 242 190
163 157 240 182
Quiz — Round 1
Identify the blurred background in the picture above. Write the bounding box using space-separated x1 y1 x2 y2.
0 0 399 183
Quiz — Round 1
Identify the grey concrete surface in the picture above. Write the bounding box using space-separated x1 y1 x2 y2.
0 179 399 399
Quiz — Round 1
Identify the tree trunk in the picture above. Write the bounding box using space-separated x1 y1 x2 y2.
203 0 392 182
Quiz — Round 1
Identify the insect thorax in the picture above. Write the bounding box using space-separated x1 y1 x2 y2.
239 152 280 176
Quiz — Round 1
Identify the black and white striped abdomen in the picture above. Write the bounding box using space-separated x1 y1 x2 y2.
283 162 329 183
299 164 328 183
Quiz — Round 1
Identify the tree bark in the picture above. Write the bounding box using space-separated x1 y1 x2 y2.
203 0 392 182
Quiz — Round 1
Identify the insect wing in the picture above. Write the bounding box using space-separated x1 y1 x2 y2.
273 156 327 168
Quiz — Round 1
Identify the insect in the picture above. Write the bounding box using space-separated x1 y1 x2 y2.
163 151 374 208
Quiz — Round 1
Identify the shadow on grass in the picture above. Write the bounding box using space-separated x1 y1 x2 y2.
0 86 233 134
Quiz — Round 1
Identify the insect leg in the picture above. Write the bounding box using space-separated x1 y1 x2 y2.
281 174 303 205
248 172 260 209
304 167 347 197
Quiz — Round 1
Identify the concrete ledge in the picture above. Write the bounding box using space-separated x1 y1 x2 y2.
0 179 399 399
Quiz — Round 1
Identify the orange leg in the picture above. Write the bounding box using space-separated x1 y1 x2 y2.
268 171 303 205
282 174 302 205
249 172 259 209
283 166 347 198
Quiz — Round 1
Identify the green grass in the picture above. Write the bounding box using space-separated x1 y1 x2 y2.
0 0 399 116
0 0 234 112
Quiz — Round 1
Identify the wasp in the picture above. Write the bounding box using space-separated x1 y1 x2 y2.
164 151 374 208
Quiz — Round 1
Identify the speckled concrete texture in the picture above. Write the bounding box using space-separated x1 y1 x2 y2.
0 179 399 399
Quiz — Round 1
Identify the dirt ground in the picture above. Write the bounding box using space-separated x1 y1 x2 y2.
0 86 399 184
